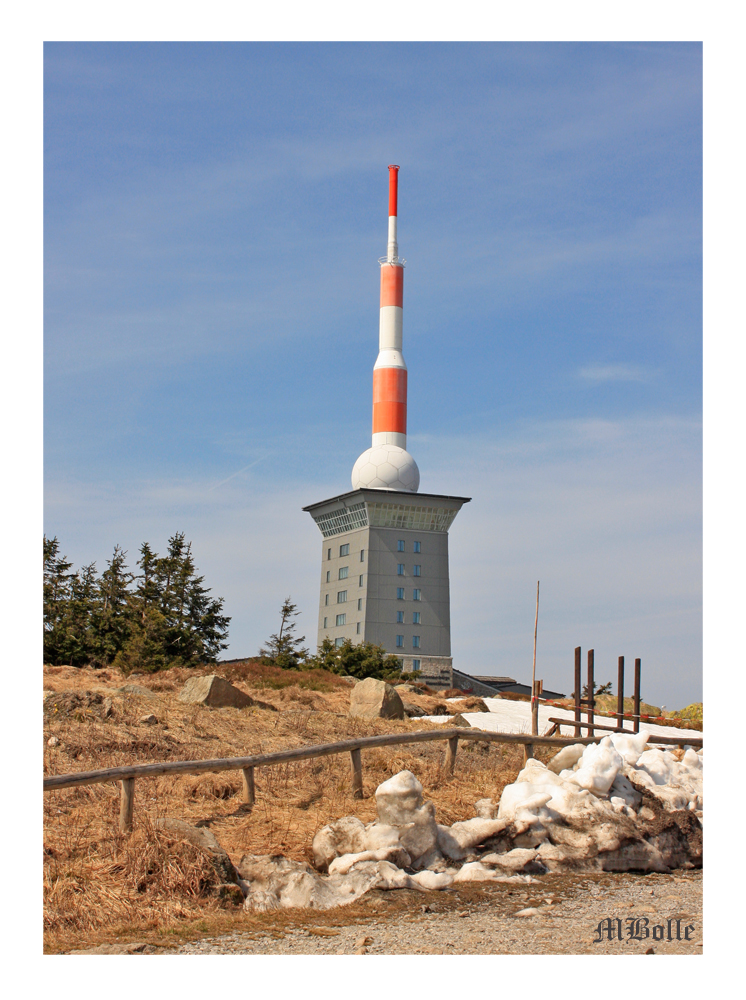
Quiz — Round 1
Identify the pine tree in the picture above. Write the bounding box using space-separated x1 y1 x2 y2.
91 545 133 665
43 536 74 664
114 533 230 673
260 597 309 668
311 638 402 681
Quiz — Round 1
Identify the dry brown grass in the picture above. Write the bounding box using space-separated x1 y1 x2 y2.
43 663 544 953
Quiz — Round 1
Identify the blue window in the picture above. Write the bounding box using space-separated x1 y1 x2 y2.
334 637 344 648
397 564 405 575
412 635 421 648
396 635 404 647
413 565 421 577
396 611 404 623
412 589 421 601
412 659 421 670
340 543 350 557
397 588 405 600
412 612 421 624
336 613 346 626
357 598 362 610
339 566 348 580
397 540 405 552
337 591 347 603
413 541 421 553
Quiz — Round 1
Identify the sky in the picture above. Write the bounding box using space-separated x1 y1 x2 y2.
43 41 702 708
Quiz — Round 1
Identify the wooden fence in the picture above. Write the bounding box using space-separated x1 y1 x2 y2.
43 725 703 834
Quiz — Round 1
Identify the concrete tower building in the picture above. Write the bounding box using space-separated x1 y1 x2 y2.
303 166 469 688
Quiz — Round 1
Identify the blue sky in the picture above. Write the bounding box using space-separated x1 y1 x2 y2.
44 42 702 707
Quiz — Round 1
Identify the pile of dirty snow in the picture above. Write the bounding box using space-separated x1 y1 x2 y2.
237 732 702 912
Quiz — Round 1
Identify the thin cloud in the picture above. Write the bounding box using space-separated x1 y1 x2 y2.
577 364 652 383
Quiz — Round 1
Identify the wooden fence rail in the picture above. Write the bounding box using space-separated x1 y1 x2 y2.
43 726 703 834
548 716 703 746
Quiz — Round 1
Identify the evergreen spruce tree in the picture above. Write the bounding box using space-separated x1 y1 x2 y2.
43 536 74 664
260 597 310 668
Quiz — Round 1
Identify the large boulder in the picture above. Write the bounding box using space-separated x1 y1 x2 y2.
349 677 404 720
178 674 254 709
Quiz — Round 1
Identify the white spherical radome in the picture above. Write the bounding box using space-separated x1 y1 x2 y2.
351 445 420 493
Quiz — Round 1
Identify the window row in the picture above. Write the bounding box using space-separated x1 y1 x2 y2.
397 540 422 553
396 588 421 600
328 544 366 561
396 635 421 648
397 564 421 576
397 611 421 624
326 566 362 584
323 616 363 634
325 581 364 603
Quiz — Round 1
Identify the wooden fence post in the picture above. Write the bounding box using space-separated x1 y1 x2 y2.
587 649 595 732
241 766 255 805
633 658 642 734
617 656 625 731
574 646 582 737
350 749 363 799
119 778 135 834
523 742 534 765
444 735 459 776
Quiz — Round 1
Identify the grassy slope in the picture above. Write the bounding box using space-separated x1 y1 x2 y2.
43 662 531 952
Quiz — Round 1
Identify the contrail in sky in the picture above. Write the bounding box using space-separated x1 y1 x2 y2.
208 456 268 492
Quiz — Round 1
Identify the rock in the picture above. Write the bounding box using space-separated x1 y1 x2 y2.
47 736 60 747
341 676 360 686
139 714 158 725
401 701 427 718
514 907 540 917
118 684 157 698
154 818 240 884
178 674 254 709
349 677 404 720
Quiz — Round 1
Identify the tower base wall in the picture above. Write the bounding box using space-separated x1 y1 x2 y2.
400 654 453 689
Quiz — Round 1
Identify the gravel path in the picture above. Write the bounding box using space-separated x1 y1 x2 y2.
170 869 702 956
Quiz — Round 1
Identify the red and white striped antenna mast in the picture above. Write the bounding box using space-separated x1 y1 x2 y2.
351 165 420 493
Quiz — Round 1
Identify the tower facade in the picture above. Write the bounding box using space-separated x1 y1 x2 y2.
304 166 469 688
